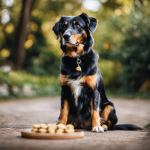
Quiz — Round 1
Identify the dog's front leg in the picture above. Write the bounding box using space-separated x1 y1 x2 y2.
59 99 69 125
90 91 104 133
59 75 70 125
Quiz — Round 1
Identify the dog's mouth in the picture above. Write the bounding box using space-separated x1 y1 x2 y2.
62 38 79 47
66 41 79 46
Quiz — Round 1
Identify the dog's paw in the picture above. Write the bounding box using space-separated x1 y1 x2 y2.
92 126 104 133
102 124 108 131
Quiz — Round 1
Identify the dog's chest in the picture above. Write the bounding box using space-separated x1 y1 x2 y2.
68 78 83 105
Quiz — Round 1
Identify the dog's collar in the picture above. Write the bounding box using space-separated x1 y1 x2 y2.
76 53 82 71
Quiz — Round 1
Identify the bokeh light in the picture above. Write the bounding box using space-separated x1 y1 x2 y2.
24 40 33 49
82 0 101 12
0 48 10 58
3 0 14 7
1 9 10 24
5 23 15 34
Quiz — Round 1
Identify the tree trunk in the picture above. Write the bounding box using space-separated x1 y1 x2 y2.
0 0 2 25
13 0 34 69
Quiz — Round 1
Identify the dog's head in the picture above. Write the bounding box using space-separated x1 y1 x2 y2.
52 13 97 56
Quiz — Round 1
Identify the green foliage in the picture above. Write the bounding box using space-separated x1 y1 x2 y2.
95 3 150 93
26 50 60 76
0 71 61 99
23 16 61 76
116 4 150 91
98 59 122 88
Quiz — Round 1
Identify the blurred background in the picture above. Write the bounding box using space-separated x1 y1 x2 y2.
0 0 150 99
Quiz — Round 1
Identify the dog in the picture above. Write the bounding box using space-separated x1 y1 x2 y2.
52 13 142 132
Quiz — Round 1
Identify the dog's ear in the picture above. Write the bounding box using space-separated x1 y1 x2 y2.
79 13 97 33
88 17 97 33
52 20 60 39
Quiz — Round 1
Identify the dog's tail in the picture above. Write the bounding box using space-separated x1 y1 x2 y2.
112 124 142 130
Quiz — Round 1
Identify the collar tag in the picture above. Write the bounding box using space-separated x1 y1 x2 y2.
76 53 82 71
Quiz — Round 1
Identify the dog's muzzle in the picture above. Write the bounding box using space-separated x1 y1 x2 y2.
63 32 79 46
63 32 71 41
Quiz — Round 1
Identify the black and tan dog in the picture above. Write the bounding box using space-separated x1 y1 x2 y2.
52 13 142 132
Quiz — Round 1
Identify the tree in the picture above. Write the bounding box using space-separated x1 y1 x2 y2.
13 0 35 69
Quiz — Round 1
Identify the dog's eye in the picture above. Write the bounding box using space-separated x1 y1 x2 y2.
63 25 67 29
75 23 80 28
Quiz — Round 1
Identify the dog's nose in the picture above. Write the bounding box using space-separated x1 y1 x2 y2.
63 32 71 40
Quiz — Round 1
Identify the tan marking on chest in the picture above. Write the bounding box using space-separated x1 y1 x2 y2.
60 74 98 105
80 75 97 90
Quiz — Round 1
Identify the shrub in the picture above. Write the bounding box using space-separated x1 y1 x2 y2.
0 70 61 99
117 4 150 91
